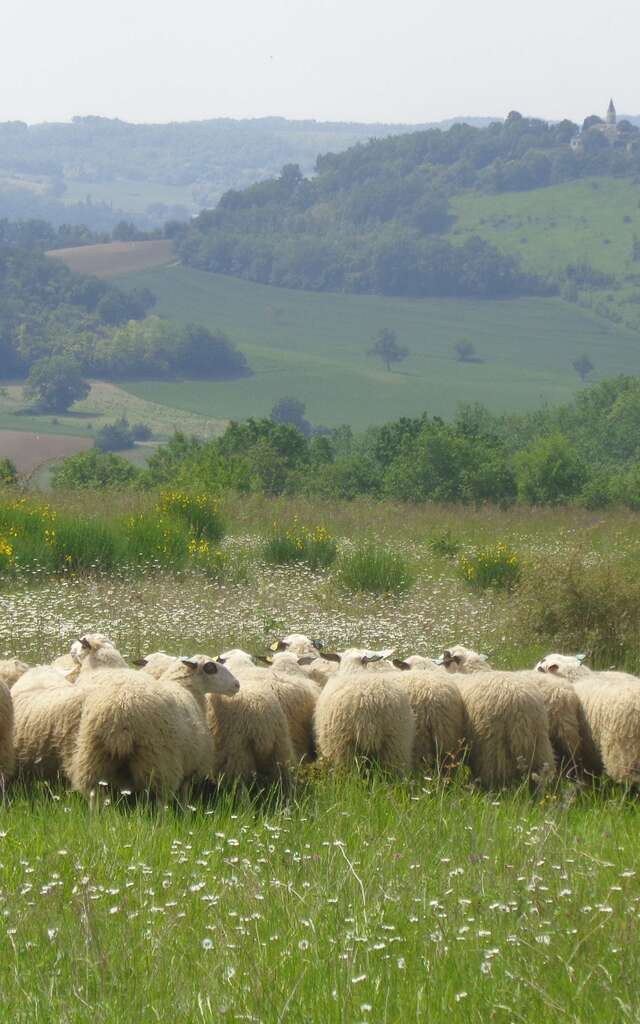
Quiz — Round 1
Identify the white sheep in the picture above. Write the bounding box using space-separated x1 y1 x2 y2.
570 678 640 786
0 658 30 689
313 650 415 773
0 681 15 785
138 650 295 788
437 646 555 787
270 634 323 658
218 648 319 764
72 633 127 677
12 680 98 781
536 653 640 686
392 661 468 770
133 651 177 680
69 655 240 804
11 665 75 697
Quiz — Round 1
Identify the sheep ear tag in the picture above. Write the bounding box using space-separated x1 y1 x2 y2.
576 653 587 663
480 654 489 662
434 655 444 665
270 641 281 652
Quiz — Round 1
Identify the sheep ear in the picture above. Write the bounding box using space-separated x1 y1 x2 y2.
322 652 341 663
298 655 316 666
393 659 411 671
254 655 271 665
132 658 147 667
576 653 587 663
216 656 226 664
311 639 324 650
181 658 198 669
81 637 91 650
203 661 218 675
548 663 559 673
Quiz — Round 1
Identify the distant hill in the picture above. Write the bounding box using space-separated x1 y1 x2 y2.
0 114 495 230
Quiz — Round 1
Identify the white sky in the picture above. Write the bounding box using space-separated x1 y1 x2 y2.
2 0 638 125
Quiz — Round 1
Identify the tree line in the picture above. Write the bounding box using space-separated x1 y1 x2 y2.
48 376 640 510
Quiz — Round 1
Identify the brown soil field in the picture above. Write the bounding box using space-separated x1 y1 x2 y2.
0 431 93 474
46 240 174 279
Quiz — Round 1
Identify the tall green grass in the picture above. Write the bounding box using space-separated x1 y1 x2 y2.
337 543 415 594
262 520 338 569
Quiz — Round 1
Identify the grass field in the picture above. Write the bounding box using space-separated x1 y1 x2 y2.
47 239 175 278
114 264 640 428
2 495 640 1020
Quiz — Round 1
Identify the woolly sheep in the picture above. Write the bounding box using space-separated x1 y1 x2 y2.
392 661 467 770
72 633 127 677
313 649 415 773
270 634 323 658
218 648 319 763
438 645 555 787
536 653 640 687
133 651 177 680
0 658 29 689
69 656 240 803
12 680 98 781
570 679 640 786
11 665 75 697
0 681 15 785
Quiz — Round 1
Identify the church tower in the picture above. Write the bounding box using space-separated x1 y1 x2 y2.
606 98 617 125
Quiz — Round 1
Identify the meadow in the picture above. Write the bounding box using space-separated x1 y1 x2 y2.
3 492 640 1021
115 265 640 429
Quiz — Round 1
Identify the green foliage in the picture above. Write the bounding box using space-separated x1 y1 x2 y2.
95 417 136 452
24 355 90 412
50 449 141 490
262 520 337 569
516 551 640 669
157 491 225 543
337 543 415 594
514 433 585 505
458 542 522 590
368 328 409 371
0 457 18 484
426 527 461 557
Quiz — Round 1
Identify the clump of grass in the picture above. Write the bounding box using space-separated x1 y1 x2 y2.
458 542 522 590
262 520 337 570
158 491 225 542
188 539 251 584
426 526 461 558
124 512 190 568
337 543 415 594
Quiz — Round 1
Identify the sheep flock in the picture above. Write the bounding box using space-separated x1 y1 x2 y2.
1 632 640 806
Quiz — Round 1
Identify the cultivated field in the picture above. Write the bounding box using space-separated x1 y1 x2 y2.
2 494 640 1020
47 239 175 278
0 430 92 474
115 264 640 428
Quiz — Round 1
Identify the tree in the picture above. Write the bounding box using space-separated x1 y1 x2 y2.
514 433 585 505
270 397 312 437
51 449 140 489
368 328 409 372
572 354 594 382
24 356 90 412
0 457 18 485
454 339 481 363
95 417 135 452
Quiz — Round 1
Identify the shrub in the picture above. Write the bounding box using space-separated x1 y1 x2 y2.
51 450 140 489
514 433 585 505
337 543 415 594
123 513 190 568
426 527 461 558
95 417 135 452
0 536 15 577
158 492 225 543
187 539 251 583
0 458 18 485
514 552 640 671
262 520 337 569
458 542 522 590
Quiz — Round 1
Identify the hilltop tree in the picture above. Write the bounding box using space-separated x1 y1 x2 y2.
24 355 90 413
572 354 594 382
454 339 481 363
270 397 312 438
368 328 409 372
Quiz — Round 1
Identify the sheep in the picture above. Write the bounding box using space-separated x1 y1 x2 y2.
437 645 555 787
0 681 15 786
72 633 127 677
133 651 177 680
392 654 441 672
570 679 640 787
536 653 640 687
206 679 294 789
11 665 75 697
12 680 99 781
270 634 323 658
68 656 240 804
313 649 415 773
391 661 468 770
0 658 30 689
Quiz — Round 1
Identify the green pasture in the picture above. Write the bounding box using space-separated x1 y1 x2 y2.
452 176 640 277
115 265 640 428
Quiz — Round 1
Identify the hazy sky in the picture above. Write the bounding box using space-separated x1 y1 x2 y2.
3 0 638 125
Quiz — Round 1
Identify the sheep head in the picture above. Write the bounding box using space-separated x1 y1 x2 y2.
437 645 490 673
180 655 240 696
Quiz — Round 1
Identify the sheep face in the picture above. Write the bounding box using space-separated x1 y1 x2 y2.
181 656 240 696
270 634 323 657
72 633 116 664
437 645 489 673
535 653 587 676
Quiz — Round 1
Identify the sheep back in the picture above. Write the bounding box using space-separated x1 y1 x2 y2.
0 681 15 782
206 682 294 785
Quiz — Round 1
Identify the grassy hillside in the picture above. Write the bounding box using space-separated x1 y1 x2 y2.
115 264 640 428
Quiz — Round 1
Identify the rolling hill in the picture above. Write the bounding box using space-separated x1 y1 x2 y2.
113 263 640 429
